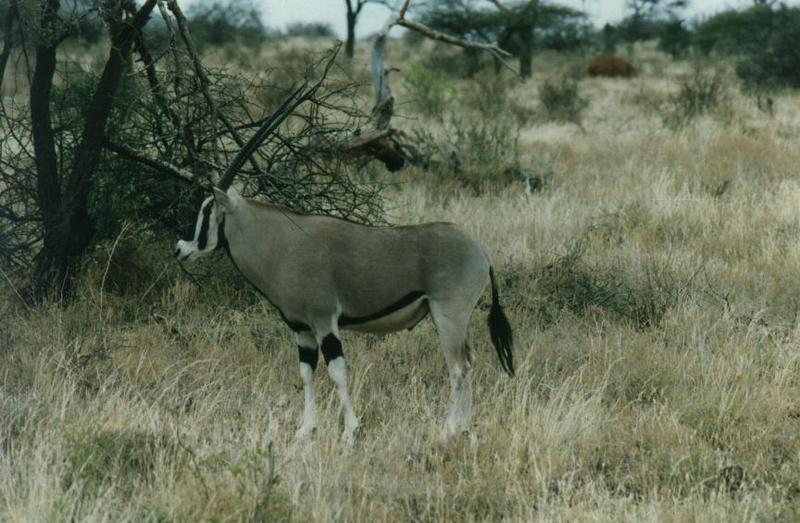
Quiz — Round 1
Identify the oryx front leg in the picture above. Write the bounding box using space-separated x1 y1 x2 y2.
295 331 319 440
320 332 360 444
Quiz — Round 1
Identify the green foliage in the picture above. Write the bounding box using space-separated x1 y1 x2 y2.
65 430 178 496
418 0 589 75
538 76 589 127
694 5 800 89
284 21 335 38
499 233 688 330
693 5 774 55
186 0 266 50
657 19 691 58
661 67 730 128
406 114 523 191
403 64 455 118
735 8 800 90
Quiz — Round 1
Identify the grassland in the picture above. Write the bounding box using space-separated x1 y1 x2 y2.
2 40 800 521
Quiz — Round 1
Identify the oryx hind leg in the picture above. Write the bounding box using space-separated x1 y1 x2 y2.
295 331 319 440
315 321 360 444
429 300 474 441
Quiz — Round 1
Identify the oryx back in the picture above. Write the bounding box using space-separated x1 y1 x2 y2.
223 199 490 335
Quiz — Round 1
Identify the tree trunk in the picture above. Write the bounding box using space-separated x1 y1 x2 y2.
30 0 159 300
30 0 65 298
519 24 533 79
346 11 357 58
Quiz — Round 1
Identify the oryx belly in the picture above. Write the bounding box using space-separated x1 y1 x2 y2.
339 291 429 334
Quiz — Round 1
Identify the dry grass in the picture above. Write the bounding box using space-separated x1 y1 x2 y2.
3 38 800 521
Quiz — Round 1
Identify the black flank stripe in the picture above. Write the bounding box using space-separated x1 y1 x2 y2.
339 291 425 326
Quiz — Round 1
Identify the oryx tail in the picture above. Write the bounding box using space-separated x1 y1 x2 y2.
488 267 514 376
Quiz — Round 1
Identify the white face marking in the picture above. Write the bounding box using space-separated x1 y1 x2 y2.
174 196 219 262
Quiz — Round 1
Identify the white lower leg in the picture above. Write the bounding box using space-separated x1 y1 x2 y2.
327 356 359 442
459 370 472 433
442 364 465 440
296 362 317 438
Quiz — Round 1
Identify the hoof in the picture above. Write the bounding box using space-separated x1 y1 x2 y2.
341 424 360 446
294 426 316 441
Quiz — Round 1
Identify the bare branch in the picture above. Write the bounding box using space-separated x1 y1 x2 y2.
216 43 342 191
103 140 199 187
397 18 512 60
166 0 262 174
337 0 516 171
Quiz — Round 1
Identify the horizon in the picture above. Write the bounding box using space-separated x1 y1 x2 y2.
180 0 798 40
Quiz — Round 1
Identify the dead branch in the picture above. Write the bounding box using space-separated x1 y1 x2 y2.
338 0 517 171
104 140 199 187
216 43 342 191
165 0 261 174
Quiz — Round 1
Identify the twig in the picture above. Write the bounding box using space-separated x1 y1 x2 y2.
216 43 342 190
99 222 129 315
104 140 200 187
166 0 262 174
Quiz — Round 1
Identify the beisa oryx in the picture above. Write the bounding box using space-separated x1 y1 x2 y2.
175 186 514 442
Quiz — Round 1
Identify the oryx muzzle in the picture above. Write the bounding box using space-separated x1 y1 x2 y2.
176 187 514 442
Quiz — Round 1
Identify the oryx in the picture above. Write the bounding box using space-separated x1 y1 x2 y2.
176 189 513 442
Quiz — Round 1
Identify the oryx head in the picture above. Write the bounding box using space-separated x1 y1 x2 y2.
174 187 241 261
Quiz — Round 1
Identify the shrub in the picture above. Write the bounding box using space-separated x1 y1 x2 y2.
538 76 589 127
403 64 455 119
586 53 635 78
694 5 800 89
661 66 730 128
658 19 691 59
186 0 266 50
405 115 523 191
496 238 687 330
735 8 800 90
464 73 516 119
284 22 335 38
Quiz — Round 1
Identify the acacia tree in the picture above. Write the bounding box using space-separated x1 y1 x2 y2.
419 0 584 79
344 0 369 58
0 0 512 302
27 0 159 298
0 0 381 301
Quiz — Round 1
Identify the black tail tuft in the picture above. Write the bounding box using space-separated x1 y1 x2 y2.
488 267 514 376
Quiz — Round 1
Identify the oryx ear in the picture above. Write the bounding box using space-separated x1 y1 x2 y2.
212 187 240 213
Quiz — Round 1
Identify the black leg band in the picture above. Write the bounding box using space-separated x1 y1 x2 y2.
320 334 344 365
298 346 318 371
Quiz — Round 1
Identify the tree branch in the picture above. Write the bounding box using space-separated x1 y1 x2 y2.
216 43 342 190
104 140 199 187
166 0 262 174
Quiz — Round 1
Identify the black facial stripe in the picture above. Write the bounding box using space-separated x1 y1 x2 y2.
321 334 344 365
180 221 196 241
216 216 228 253
197 202 212 250
298 346 319 371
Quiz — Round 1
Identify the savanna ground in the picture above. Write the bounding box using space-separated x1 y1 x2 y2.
2 38 800 521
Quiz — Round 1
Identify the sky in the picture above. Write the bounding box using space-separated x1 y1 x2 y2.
182 1 798 39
